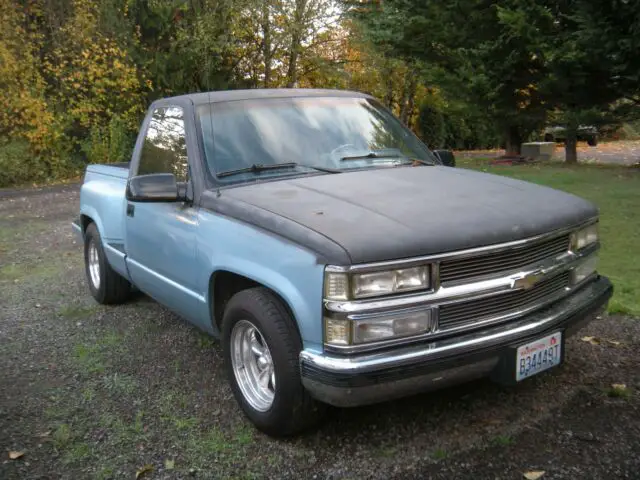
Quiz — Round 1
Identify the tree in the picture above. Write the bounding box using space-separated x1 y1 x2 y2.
349 0 555 154
541 0 640 162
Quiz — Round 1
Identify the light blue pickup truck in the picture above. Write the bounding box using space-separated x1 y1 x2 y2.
73 89 613 436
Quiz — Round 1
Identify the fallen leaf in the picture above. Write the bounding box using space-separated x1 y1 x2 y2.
612 383 627 391
523 471 545 480
136 464 153 479
581 336 600 345
164 459 175 470
38 431 51 438
605 339 621 346
9 451 25 460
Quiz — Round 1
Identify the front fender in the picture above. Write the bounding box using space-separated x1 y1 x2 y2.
197 211 325 353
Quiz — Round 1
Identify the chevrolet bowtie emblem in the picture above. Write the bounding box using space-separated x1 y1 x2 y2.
513 272 544 290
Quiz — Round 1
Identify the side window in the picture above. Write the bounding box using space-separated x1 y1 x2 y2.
138 107 188 182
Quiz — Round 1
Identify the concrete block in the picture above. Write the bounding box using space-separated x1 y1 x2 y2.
521 142 555 161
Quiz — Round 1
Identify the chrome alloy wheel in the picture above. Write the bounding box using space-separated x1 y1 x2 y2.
88 240 101 290
230 320 276 412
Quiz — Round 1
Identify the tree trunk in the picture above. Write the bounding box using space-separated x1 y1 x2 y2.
285 0 306 88
383 60 394 109
565 127 578 164
401 71 418 126
261 0 271 87
399 84 410 124
504 126 522 155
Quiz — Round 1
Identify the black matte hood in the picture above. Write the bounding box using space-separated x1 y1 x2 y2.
210 166 598 264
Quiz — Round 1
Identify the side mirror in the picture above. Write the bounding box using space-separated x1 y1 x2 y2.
433 150 456 167
126 173 182 202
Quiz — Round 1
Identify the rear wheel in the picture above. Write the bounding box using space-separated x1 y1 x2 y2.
544 133 554 142
84 223 131 304
222 287 324 436
587 136 598 147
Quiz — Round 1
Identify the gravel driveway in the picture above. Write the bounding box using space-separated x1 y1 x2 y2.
1 186 639 479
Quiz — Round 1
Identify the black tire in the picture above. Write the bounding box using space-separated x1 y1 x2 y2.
587 136 598 147
222 287 324 436
544 133 554 142
84 222 131 304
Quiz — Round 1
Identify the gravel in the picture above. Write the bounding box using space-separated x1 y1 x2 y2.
1 185 639 479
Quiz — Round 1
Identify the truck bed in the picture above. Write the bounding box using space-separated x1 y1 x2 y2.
86 163 130 180
80 163 130 277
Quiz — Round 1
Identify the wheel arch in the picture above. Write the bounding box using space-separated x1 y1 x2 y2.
80 213 94 233
208 270 300 338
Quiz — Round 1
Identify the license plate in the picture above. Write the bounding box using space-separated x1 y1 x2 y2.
516 332 563 381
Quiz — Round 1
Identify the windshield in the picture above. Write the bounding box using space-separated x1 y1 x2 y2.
196 96 437 184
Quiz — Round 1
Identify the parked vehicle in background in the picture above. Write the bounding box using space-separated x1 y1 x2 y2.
544 125 599 146
72 89 612 436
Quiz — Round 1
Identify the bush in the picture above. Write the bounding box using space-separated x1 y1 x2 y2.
416 98 502 151
0 141 46 187
442 111 502 150
417 103 446 149
618 122 640 140
0 139 81 188
81 115 135 164
0 141 31 186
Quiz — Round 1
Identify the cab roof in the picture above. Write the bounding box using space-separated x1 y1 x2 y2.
154 88 373 107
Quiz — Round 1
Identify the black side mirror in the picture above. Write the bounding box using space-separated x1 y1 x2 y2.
126 173 182 202
433 150 456 167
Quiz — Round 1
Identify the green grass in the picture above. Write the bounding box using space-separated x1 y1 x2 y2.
607 384 631 399
72 332 125 376
493 434 514 446
431 448 448 460
461 161 640 316
100 373 139 395
62 441 91 465
197 332 216 349
51 423 73 450
73 343 106 375
233 423 254 446
57 304 99 320
0 261 66 283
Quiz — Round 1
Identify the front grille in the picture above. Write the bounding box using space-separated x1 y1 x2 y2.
438 271 571 331
439 234 570 285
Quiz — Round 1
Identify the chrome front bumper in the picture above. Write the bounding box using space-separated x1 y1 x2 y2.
300 276 613 407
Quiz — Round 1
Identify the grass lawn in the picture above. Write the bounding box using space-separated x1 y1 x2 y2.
461 159 640 316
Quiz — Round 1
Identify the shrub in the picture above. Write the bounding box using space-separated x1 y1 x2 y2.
618 122 640 140
0 141 47 187
81 115 135 164
417 103 446 149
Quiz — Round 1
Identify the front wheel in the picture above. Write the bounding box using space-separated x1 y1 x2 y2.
222 287 324 436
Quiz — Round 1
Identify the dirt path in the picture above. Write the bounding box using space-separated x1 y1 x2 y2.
1 187 639 480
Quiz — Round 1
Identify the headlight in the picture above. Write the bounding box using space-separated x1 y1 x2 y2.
324 266 431 300
571 223 599 251
571 254 598 285
324 309 435 346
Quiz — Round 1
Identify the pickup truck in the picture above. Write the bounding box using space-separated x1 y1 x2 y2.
72 89 613 436
543 125 599 146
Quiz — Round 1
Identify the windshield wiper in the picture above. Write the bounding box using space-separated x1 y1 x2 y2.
340 151 403 162
217 162 340 178
217 163 299 178
340 151 434 166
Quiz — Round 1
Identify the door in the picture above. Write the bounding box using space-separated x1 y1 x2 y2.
124 106 205 322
